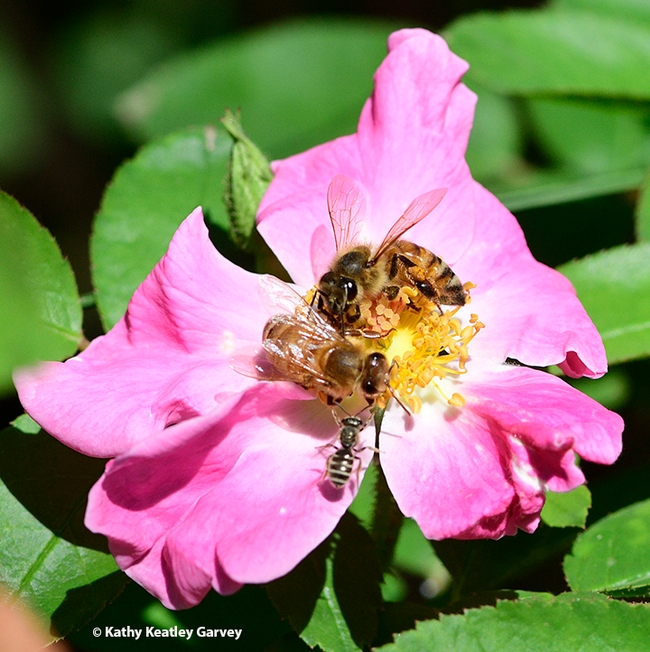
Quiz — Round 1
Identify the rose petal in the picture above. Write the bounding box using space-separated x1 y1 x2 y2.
465 365 623 466
379 403 515 540
15 208 266 457
86 385 374 606
258 29 478 286
460 185 608 377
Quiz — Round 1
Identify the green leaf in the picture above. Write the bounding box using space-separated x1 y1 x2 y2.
465 84 523 183
91 125 231 330
10 413 41 434
635 169 650 241
0 192 82 391
0 423 123 636
393 519 450 600
558 243 650 364
551 0 650 25
348 461 377 530
267 513 382 651
541 486 591 529
565 498 650 597
495 166 647 212
115 18 398 159
445 9 650 100
527 98 650 175
377 592 650 651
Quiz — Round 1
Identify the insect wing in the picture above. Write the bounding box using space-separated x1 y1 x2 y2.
258 275 308 316
372 187 447 262
262 314 340 386
228 347 284 381
327 174 366 252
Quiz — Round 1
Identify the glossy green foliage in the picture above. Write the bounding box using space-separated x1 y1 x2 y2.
91 126 231 329
558 244 650 364
446 9 650 99
541 486 591 529
0 420 125 638
0 193 81 391
378 592 650 651
565 498 650 597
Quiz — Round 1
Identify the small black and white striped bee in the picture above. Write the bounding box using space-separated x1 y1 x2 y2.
323 414 371 489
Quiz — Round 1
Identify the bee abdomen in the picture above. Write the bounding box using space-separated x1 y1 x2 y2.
326 448 355 488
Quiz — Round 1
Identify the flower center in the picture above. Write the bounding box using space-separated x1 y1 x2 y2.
365 283 483 414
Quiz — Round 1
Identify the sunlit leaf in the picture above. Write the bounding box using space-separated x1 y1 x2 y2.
377 592 650 651
0 422 123 636
91 125 231 330
446 9 650 100
541 486 591 529
551 0 650 24
565 498 650 597
558 243 650 364
115 18 398 159
0 192 81 392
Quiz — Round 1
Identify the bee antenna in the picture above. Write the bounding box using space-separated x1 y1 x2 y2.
388 386 411 416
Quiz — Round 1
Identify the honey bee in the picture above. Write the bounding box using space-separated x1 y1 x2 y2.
317 174 467 329
322 413 372 489
235 277 390 405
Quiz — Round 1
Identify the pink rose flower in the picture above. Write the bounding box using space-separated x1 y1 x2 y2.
14 28 623 609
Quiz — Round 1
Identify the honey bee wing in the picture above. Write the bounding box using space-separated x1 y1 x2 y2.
228 348 287 381
262 315 338 386
327 174 366 252
259 275 307 315
372 187 447 262
259 275 333 328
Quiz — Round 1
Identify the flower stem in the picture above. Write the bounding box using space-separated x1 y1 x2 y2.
370 464 404 571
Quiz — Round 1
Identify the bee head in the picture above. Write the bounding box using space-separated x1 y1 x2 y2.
318 272 358 315
361 352 389 398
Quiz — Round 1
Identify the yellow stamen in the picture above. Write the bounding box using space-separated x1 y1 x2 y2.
303 282 483 415
371 288 483 413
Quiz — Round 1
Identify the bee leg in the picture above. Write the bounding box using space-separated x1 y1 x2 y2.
344 304 361 325
318 391 341 407
383 285 400 301
344 327 386 339
385 360 412 416
354 455 362 487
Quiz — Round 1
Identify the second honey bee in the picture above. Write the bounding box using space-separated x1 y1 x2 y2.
322 413 371 489
242 277 391 405
317 174 467 329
